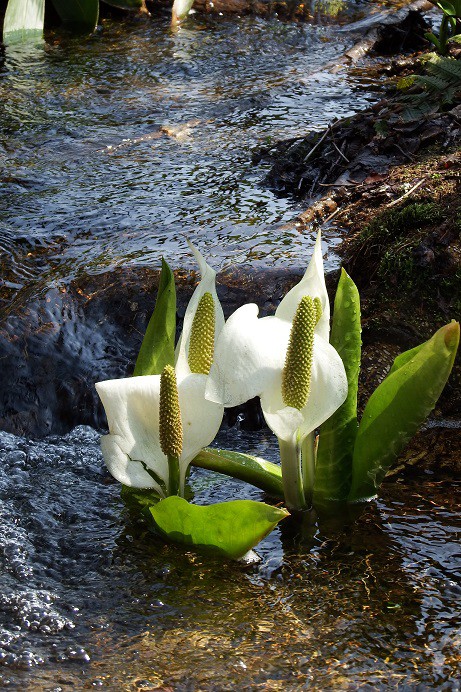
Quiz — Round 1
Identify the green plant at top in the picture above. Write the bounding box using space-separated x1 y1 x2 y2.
426 0 461 54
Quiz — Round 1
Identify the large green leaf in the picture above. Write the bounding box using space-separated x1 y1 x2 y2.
150 496 289 559
314 269 361 503
50 0 99 30
349 321 459 503
192 447 283 498
3 0 45 40
133 258 176 376
101 0 145 9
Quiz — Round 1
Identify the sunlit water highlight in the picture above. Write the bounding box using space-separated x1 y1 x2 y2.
0 12 378 303
0 425 460 688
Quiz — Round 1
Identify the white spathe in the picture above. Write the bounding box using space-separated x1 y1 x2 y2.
175 240 225 380
206 232 347 444
206 304 347 444
275 231 330 341
172 0 195 23
96 243 224 493
96 372 223 493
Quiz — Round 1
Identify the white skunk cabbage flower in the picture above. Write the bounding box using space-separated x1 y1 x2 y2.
206 233 347 509
172 0 195 23
96 244 224 497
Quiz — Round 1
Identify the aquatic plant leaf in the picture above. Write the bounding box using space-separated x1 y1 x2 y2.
150 496 289 559
192 447 284 498
3 0 44 40
315 269 361 503
435 0 458 16
102 0 144 9
134 258 176 376
121 484 162 518
50 0 99 30
349 321 460 503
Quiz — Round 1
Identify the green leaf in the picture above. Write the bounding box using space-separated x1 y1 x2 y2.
397 75 417 90
436 0 457 15
149 496 289 559
424 33 442 52
133 258 176 376
101 0 145 9
50 0 99 31
314 269 361 503
121 484 162 518
192 447 284 498
3 0 44 40
448 33 461 43
349 321 460 503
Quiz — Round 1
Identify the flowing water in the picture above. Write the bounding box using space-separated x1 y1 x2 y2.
1 6 460 690
0 425 460 689
0 7 378 306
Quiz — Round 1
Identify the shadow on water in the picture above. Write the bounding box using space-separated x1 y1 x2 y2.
0 425 460 688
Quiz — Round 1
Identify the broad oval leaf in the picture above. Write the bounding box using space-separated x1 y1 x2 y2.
192 447 283 498
3 0 45 40
134 258 176 376
150 496 289 559
349 321 459 503
50 0 99 30
314 269 361 503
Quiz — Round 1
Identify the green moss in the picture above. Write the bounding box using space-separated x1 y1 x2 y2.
363 202 444 242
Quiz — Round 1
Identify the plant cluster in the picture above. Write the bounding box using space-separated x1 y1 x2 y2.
95 237 459 559
394 52 461 121
427 0 461 55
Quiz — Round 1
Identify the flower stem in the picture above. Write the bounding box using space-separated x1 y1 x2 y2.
167 455 180 496
278 438 307 511
301 432 316 505
192 448 284 498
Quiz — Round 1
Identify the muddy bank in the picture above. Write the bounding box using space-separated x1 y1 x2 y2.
260 101 460 198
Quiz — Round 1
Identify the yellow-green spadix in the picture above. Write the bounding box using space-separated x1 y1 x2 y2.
96 243 224 496
205 232 347 445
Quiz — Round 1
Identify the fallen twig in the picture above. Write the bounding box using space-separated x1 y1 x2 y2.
303 128 330 163
386 178 425 208
329 125 350 163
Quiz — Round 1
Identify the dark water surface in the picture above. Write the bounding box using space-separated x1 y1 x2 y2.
1 11 377 305
0 425 460 689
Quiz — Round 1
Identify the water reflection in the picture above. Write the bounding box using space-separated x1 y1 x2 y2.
0 425 459 688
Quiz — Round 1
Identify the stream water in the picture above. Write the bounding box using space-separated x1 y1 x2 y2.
1 5 460 690
1 425 460 689
0 7 378 306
